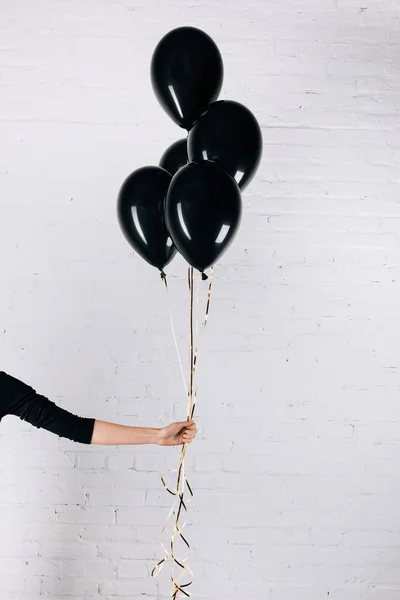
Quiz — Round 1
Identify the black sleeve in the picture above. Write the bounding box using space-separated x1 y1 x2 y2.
0 371 95 444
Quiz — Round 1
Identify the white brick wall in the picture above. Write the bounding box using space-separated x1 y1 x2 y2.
1 0 400 598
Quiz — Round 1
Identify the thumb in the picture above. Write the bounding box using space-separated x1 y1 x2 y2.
174 420 194 430
173 421 190 429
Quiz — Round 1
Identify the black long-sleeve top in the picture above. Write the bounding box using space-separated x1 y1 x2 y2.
0 371 95 444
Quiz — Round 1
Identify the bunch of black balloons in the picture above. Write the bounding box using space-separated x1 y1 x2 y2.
117 26 262 276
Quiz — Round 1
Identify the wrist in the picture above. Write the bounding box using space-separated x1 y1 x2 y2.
151 427 162 445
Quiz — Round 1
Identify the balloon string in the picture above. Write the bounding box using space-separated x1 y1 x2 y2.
161 271 188 397
153 267 214 600
189 266 213 421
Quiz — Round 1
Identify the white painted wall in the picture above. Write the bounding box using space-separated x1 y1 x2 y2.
1 0 400 598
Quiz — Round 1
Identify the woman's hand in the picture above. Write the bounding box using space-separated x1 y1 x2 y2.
157 420 197 446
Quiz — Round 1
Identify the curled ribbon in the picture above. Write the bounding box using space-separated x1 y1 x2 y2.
153 267 214 599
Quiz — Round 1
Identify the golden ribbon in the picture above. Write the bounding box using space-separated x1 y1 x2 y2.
154 266 214 599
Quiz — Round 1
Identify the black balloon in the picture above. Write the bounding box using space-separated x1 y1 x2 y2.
159 139 188 176
151 27 223 131
188 100 263 191
165 161 242 272
117 166 176 271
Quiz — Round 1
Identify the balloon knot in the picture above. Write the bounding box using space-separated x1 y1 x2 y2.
160 270 167 281
201 271 208 281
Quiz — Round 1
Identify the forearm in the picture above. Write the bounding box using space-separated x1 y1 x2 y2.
90 419 161 445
